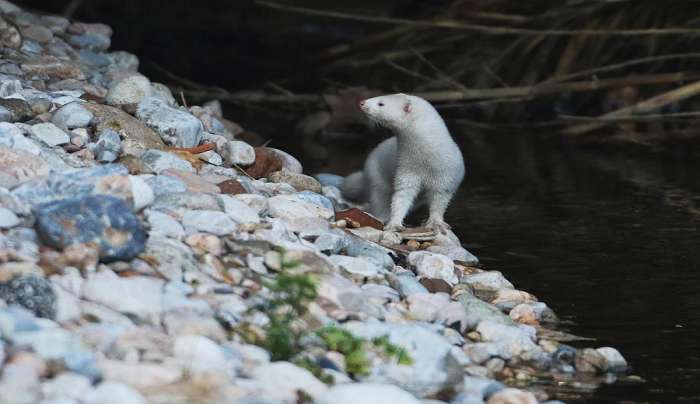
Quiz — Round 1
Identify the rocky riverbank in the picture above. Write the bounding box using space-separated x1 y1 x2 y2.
0 1 627 403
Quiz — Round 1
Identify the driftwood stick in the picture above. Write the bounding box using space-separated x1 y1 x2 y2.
416 72 699 102
563 79 700 135
255 0 700 36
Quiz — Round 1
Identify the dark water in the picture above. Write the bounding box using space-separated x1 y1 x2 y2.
447 129 700 403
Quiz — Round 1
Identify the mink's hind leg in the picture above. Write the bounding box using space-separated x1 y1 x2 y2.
385 176 421 232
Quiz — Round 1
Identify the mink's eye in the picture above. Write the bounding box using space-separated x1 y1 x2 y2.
378 102 384 107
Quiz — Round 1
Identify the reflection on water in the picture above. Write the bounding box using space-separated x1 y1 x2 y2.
448 129 700 403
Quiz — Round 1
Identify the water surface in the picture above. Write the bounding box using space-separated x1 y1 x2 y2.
448 129 700 403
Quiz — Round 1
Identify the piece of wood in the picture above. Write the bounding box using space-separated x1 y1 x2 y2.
563 79 700 135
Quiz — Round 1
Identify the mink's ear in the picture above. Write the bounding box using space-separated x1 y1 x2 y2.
403 100 411 114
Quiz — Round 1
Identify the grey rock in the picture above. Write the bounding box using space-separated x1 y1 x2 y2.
221 140 255 166
41 372 93 401
0 98 32 122
66 33 110 51
343 321 464 397
0 206 20 228
145 210 185 240
106 51 140 72
150 82 176 106
390 271 430 297
249 362 327 402
460 271 514 292
51 102 93 129
0 79 21 97
33 195 146 262
476 321 542 361
330 254 385 282
217 194 260 224
140 149 193 174
144 174 187 197
344 233 395 270
12 327 85 360
12 164 129 206
317 383 421 404
181 210 238 236
136 97 203 148
84 382 148 404
269 170 322 193
0 122 42 154
30 123 70 146
94 129 122 163
82 270 165 321
0 276 56 319
296 190 334 212
143 235 197 281
314 230 348 254
105 74 151 109
453 292 513 332
596 347 627 372
61 350 102 383
408 251 459 286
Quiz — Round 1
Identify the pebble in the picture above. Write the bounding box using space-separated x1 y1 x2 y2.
596 347 627 372
105 74 152 110
408 251 459 286
217 194 261 224
221 140 255 166
136 97 203 148
161 169 219 193
487 388 538 404
30 122 70 146
140 149 194 174
0 276 56 319
83 382 148 404
50 102 93 129
0 207 20 228
34 195 146 262
249 362 327 402
82 270 166 321
181 210 238 236
94 129 122 163
269 169 322 193
329 254 385 282
317 383 421 404
0 122 42 155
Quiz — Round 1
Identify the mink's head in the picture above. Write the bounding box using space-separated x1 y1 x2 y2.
358 93 427 132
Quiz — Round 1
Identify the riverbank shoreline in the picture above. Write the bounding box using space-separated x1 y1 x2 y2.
0 1 628 403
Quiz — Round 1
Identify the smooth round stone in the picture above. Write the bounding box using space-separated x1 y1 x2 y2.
316 383 421 404
105 74 151 109
84 382 148 404
221 140 255 166
30 122 69 147
0 206 20 228
34 195 146 262
51 102 93 129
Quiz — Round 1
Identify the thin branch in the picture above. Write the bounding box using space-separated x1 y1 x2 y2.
255 0 700 36
563 79 700 135
544 52 700 84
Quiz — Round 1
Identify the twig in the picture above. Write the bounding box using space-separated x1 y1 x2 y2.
559 111 700 122
232 162 256 181
544 52 700 84
411 48 469 92
179 91 188 108
255 0 700 36
563 79 700 135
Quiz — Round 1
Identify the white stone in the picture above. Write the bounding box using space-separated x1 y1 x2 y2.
84 381 148 404
317 383 421 404
82 270 165 321
407 292 451 322
145 210 185 240
342 322 463 397
136 97 203 148
217 194 260 223
329 254 385 282
461 271 514 291
596 347 627 371
234 193 268 214
127 175 154 211
476 321 542 361
0 207 19 228
267 194 334 221
41 372 92 401
221 140 255 166
31 123 69 147
173 335 233 377
250 362 327 402
139 149 193 174
407 251 458 285
51 102 93 129
0 122 41 155
181 210 238 235
106 74 152 108
98 360 182 389
487 388 537 404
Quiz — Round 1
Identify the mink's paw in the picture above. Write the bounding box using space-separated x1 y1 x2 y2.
425 219 451 235
384 222 406 232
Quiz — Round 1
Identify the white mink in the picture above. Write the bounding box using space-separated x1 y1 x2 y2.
341 93 465 233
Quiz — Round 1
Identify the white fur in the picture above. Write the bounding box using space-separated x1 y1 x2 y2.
342 93 465 232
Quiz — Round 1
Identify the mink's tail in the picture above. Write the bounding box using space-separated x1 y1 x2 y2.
341 171 367 202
